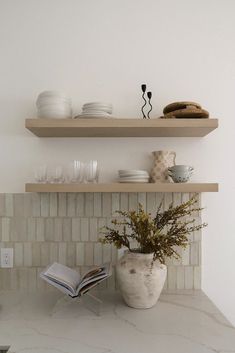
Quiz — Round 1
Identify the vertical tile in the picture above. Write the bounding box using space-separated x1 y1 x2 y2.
147 193 156 214
24 242 32 267
2 269 11 289
32 193 41 216
37 268 47 290
41 193 49 217
58 242 67 265
164 193 173 210
98 218 106 238
36 218 45 241
102 193 112 217
182 193 190 204
32 243 41 266
23 194 32 216
41 243 50 266
112 193 120 215
120 193 128 212
182 245 190 265
45 218 54 241
5 194 14 217
194 227 202 242
137 193 146 211
76 243 84 266
54 218 63 241
128 193 138 211
94 243 102 265
0 194 5 216
58 193 67 216
62 218 72 241
167 266 177 290
103 243 112 263
85 193 94 216
10 218 27 241
190 192 201 217
89 218 98 241
107 271 116 290
2 218 10 241
76 193 84 216
176 266 185 289
49 193 58 217
85 243 94 266
14 194 24 217
27 218 36 241
185 266 194 289
67 193 76 217
190 242 199 265
14 243 23 267
194 266 201 289
173 193 182 206
50 243 58 263
94 192 102 217
81 218 89 241
72 218 81 241
67 243 76 267
156 193 164 211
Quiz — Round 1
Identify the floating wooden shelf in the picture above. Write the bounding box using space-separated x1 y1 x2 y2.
25 118 218 137
25 183 219 193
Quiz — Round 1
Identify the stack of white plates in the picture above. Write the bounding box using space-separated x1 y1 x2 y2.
36 91 72 119
76 102 113 119
118 170 150 183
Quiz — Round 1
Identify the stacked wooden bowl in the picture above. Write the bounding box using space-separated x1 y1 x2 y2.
161 101 209 119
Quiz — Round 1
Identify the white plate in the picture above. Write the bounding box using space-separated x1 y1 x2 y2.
83 102 112 107
119 169 149 175
119 180 149 183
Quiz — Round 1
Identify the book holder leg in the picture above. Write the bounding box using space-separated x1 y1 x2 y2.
51 292 103 317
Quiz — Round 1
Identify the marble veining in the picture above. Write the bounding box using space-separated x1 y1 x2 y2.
0 290 234 353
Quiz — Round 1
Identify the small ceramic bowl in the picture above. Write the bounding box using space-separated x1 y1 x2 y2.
168 165 194 183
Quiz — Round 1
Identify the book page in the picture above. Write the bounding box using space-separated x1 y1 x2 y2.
43 263 80 293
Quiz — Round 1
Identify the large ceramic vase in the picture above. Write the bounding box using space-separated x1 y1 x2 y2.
151 150 176 182
116 251 167 309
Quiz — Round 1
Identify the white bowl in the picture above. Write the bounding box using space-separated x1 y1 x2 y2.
38 110 72 119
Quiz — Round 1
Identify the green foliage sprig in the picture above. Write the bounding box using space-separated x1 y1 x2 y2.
100 195 207 264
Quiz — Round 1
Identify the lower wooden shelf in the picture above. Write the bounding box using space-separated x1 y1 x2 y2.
25 183 219 193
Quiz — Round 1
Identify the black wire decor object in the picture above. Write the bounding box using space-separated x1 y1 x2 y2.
147 91 152 119
141 84 147 119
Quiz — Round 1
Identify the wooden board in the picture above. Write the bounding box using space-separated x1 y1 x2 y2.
25 118 218 137
25 183 219 193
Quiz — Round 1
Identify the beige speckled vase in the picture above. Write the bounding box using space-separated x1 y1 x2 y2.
116 251 167 309
151 150 176 182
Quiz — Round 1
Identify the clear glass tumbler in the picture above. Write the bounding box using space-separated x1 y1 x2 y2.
84 160 99 183
34 165 47 183
68 160 84 183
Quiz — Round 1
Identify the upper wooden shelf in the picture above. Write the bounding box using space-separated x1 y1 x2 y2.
25 183 218 193
25 118 218 137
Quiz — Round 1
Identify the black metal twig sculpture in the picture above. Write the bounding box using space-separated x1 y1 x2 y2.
147 91 152 119
141 84 147 119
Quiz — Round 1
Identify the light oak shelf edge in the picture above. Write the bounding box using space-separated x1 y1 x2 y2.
25 183 219 193
25 118 218 137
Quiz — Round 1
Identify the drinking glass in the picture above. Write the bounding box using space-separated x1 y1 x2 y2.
34 165 47 183
68 160 84 183
84 160 99 183
48 166 65 183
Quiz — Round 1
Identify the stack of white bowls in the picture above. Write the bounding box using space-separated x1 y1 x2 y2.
36 91 72 119
77 102 113 119
118 170 150 183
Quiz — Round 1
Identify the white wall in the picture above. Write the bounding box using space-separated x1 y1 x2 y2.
0 0 235 323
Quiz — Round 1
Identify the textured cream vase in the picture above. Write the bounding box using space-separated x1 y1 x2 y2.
116 251 167 309
151 150 176 182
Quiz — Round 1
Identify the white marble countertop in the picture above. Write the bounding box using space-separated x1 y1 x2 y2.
0 289 234 353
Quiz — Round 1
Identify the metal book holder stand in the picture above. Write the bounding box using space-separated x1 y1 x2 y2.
52 290 104 317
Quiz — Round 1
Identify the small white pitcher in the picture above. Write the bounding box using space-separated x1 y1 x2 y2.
151 150 176 182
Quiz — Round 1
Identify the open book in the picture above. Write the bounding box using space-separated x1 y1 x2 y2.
40 262 112 297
